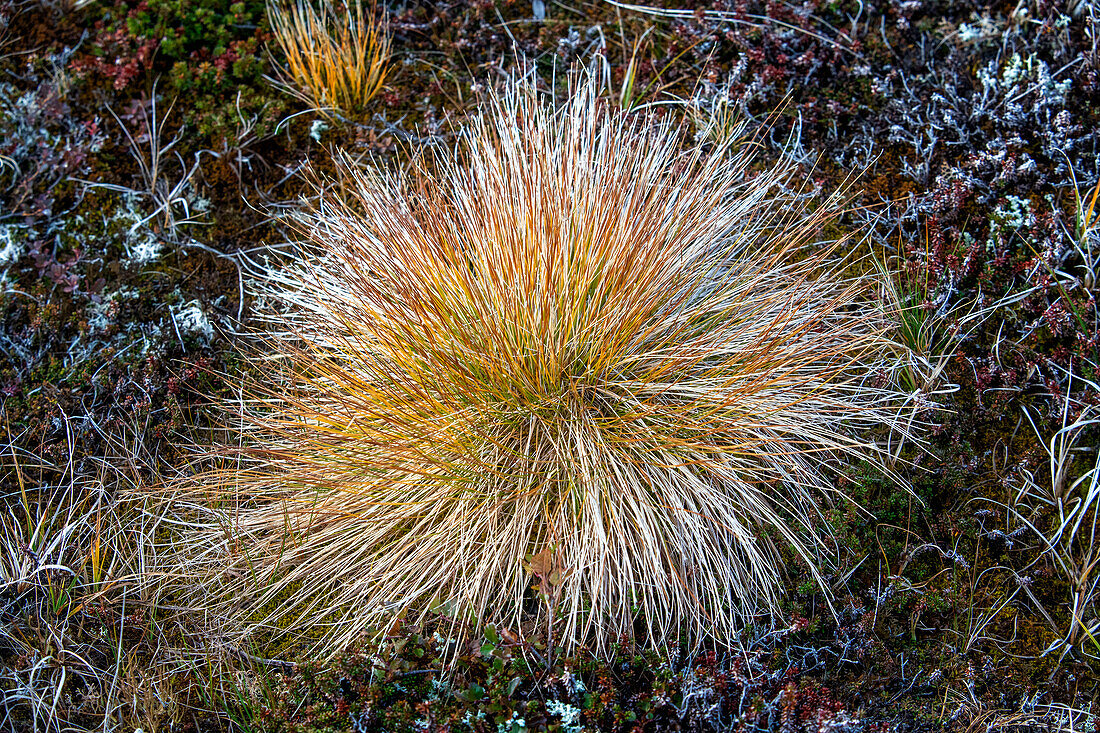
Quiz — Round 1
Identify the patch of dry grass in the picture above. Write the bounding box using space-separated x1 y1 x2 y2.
1011 370 1100 660
0 438 195 732
176 74 908 659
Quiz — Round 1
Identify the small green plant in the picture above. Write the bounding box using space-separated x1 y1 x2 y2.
877 255 958 398
130 0 267 58
177 72 906 660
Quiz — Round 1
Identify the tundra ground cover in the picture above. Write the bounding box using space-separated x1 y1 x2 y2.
0 0 1098 731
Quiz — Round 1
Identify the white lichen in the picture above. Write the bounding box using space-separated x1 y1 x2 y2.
0 224 25 265
173 300 213 343
993 195 1034 230
546 700 583 733
497 710 527 733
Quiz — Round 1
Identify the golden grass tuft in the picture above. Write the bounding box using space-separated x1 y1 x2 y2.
179 75 907 658
266 0 389 120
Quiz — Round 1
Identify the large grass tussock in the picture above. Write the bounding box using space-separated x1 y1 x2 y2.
184 76 906 657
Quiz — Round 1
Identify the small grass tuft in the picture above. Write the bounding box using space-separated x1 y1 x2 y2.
266 0 390 121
